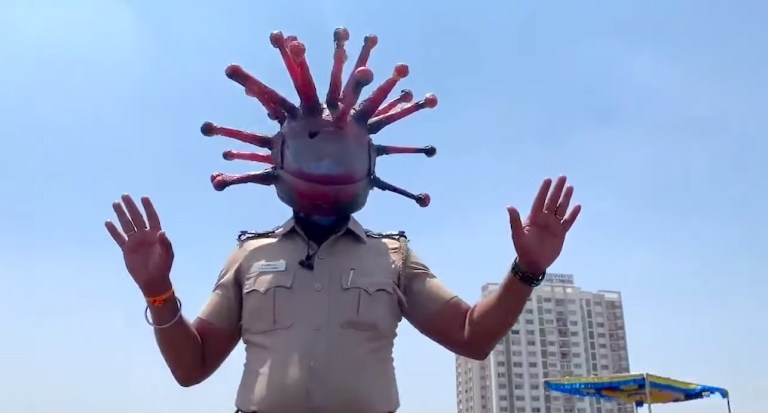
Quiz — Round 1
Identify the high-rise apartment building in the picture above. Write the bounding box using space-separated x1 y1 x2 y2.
455 274 633 413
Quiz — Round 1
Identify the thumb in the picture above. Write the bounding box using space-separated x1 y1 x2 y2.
507 206 524 240
157 230 174 260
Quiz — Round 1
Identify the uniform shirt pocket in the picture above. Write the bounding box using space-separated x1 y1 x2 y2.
339 272 403 335
242 270 295 334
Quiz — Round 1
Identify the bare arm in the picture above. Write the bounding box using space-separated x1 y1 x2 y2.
146 287 240 387
146 242 247 387
399 246 532 360
416 272 532 360
411 177 581 359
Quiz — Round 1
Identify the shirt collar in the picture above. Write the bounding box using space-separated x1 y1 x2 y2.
274 216 368 243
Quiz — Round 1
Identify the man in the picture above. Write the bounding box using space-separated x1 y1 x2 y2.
105 176 579 413
105 28 582 413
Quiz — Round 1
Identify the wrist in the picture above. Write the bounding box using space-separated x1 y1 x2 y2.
515 258 546 275
140 277 173 298
510 257 546 288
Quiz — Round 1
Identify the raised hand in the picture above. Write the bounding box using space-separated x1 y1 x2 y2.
507 176 582 274
105 195 174 297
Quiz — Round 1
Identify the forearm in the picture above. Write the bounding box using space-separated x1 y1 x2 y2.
463 272 533 358
146 287 206 386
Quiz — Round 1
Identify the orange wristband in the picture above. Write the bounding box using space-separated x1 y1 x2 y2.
146 289 175 307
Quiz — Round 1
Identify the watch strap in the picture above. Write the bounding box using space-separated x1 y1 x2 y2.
511 258 546 288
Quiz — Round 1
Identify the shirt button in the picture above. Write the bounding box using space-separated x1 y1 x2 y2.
316 254 324 260
309 361 316 368
314 283 322 291
314 325 321 331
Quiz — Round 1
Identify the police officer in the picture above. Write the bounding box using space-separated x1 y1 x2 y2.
106 175 580 413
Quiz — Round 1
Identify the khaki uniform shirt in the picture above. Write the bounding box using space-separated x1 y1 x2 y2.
198 217 457 413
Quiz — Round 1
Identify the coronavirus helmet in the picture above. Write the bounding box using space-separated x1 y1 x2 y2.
200 28 438 217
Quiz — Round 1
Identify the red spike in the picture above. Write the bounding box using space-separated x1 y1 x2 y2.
222 150 274 165
225 65 299 118
352 35 378 71
367 93 438 134
333 67 374 125
269 31 303 100
373 89 413 118
210 170 277 191
376 144 436 158
287 41 322 116
354 64 409 123
340 35 377 105
326 27 350 109
373 89 414 117
371 176 430 207
200 122 273 149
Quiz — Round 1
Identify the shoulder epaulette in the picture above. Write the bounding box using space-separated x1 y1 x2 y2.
237 227 279 243
364 229 407 240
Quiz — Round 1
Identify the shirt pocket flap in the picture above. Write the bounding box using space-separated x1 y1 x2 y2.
342 276 396 295
244 272 295 294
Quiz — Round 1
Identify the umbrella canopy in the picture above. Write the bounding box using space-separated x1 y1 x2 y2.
544 373 729 407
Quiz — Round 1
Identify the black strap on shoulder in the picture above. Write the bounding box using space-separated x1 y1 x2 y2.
363 229 407 240
237 227 279 243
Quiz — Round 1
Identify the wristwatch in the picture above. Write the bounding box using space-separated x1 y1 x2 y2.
511 257 546 288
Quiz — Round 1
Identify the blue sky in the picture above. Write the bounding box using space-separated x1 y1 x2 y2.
1 0 765 412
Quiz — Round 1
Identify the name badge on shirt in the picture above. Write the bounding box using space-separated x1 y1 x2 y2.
252 260 287 273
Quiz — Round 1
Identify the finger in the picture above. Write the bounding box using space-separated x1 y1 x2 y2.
158 231 174 260
105 220 126 247
530 178 552 215
543 175 567 213
556 185 574 217
141 197 162 230
562 204 582 232
112 201 136 234
507 206 525 240
121 194 148 231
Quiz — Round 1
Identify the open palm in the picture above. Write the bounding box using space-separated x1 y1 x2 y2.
105 195 174 296
507 176 582 274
